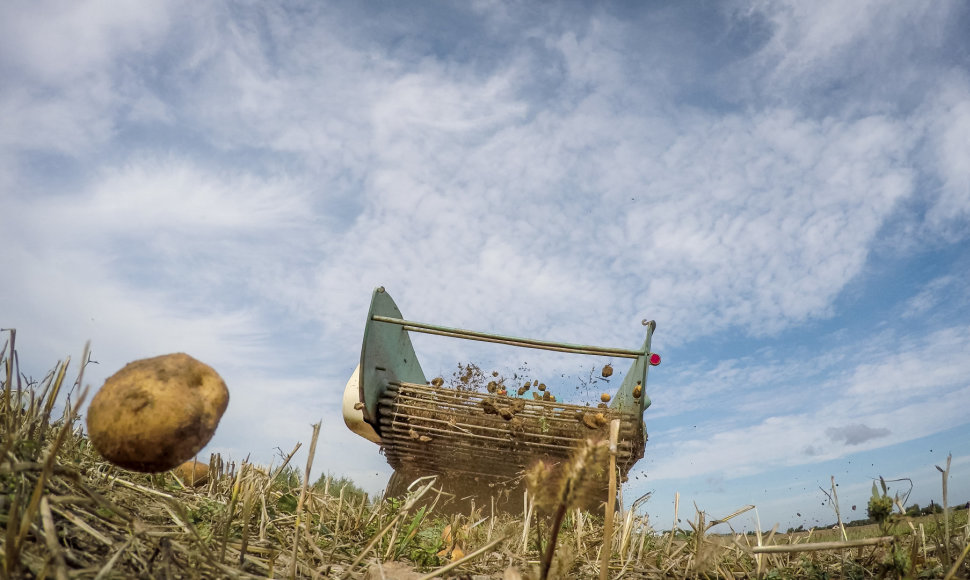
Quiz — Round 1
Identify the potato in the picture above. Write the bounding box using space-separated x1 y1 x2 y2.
86 353 229 472
175 459 210 486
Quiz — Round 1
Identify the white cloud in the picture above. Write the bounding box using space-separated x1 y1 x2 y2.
0 1 174 155
845 327 970 404
0 84 117 155
0 154 324 386
0 1 171 85
82 159 310 233
0 2 931 348
924 75 970 233
1 1 968 512
294 98 920 357
647 325 970 482
901 276 957 319
736 0 956 106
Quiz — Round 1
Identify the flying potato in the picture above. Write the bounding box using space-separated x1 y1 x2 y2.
86 353 229 473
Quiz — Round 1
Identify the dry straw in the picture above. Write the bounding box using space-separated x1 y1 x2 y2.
2 334 967 579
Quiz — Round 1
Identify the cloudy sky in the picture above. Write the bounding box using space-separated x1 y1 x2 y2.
2 1 968 531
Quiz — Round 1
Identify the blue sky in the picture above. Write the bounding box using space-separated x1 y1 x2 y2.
2 1 968 532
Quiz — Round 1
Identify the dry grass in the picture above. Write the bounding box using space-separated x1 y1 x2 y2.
2 332 968 579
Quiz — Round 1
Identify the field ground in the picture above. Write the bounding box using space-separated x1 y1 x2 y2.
781 510 970 544
2 338 969 579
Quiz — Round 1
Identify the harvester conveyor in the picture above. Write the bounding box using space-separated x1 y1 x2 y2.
342 287 660 495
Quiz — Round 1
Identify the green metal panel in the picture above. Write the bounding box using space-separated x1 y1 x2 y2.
358 287 427 435
357 286 657 441
610 320 655 418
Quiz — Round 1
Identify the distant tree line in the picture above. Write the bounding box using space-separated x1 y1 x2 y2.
784 499 969 533
844 499 969 527
903 499 969 518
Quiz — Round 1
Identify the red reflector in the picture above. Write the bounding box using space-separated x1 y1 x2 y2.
649 353 661 366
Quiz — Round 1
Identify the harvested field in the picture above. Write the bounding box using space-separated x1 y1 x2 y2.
2 333 968 579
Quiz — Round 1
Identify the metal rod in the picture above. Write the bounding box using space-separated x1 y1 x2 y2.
371 315 644 358
751 536 894 554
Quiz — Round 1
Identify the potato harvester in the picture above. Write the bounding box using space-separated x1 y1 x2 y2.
342 287 661 497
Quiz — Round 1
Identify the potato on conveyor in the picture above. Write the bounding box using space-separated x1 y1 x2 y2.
86 353 229 472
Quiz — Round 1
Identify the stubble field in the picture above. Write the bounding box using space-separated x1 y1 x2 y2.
2 335 967 579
